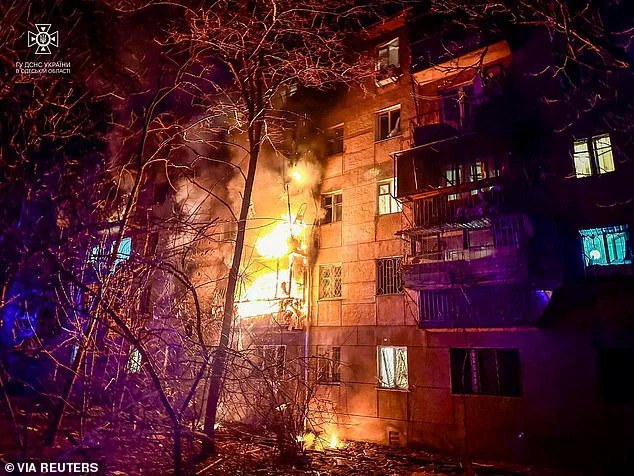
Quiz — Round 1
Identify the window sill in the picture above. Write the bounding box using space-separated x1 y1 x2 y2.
377 386 410 393
318 297 343 302
375 134 402 144
377 292 404 297
378 211 402 217
320 220 342 227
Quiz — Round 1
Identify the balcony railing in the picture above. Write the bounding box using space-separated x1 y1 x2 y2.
412 184 506 230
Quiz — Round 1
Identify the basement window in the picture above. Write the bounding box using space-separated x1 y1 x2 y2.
378 179 402 215
378 346 408 390
376 106 401 141
450 348 521 396
376 257 403 295
327 125 344 156
317 346 341 383
580 225 631 267
319 264 342 299
321 192 342 224
573 133 615 177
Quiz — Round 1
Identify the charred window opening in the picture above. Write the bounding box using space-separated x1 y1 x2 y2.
317 346 341 383
378 346 408 390
450 348 521 396
321 193 342 224
376 257 403 295
327 125 344 156
378 179 402 215
376 106 401 141
573 133 615 177
319 264 342 299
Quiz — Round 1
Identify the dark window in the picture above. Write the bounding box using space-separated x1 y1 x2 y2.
327 125 344 156
321 193 342 224
599 349 634 403
376 257 403 295
319 264 342 299
440 84 475 129
450 348 521 396
317 346 341 383
376 107 401 141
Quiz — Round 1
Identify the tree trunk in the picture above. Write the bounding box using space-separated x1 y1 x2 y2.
202 134 261 455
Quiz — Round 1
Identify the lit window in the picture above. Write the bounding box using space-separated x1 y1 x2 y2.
376 38 399 72
376 257 403 295
327 125 344 156
317 346 341 383
444 166 462 201
127 347 142 373
580 225 631 267
378 179 402 215
319 264 342 299
573 134 615 177
321 193 342 224
450 348 521 396
115 237 132 266
378 346 408 389
376 106 401 141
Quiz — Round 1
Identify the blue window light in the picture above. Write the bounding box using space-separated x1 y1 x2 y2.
114 236 132 266
580 225 631 267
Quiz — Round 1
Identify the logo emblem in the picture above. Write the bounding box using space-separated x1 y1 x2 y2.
27 24 59 54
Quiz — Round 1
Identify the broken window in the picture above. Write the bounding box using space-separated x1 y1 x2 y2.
376 106 401 141
378 179 402 215
376 257 403 295
450 348 521 396
599 349 634 403
258 345 286 379
580 225 631 267
378 346 408 389
326 124 344 156
319 264 342 299
376 38 400 73
317 346 341 383
321 192 342 224
573 133 615 177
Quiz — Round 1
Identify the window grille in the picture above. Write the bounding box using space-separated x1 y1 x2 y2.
376 257 403 295
319 264 342 299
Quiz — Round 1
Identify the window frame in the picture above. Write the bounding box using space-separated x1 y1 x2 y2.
449 348 522 397
375 105 401 142
376 257 403 295
319 263 342 300
321 192 343 225
376 37 400 73
317 345 341 384
378 178 402 215
326 124 344 156
580 225 632 268
377 346 409 390
573 133 615 178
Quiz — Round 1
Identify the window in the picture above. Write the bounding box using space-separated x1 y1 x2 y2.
440 84 475 129
573 134 615 177
321 193 342 224
378 179 402 215
257 345 286 379
115 237 132 266
599 349 634 403
450 348 521 396
327 125 344 156
580 225 631 267
444 165 462 201
376 106 401 141
317 346 341 383
376 257 403 295
319 264 342 299
126 347 143 373
378 346 408 389
376 38 400 73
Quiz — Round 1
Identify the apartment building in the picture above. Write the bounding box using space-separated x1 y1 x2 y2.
306 12 634 472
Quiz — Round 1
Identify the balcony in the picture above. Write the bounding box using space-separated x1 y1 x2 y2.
404 247 527 290
411 183 508 230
